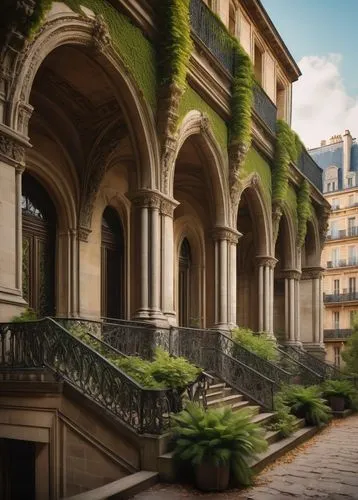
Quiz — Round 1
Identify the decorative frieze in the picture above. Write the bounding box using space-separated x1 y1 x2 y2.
256 256 277 269
301 267 324 280
276 269 301 281
212 227 241 244
0 131 25 164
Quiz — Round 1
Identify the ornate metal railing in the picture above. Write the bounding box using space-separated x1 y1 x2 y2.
296 149 323 191
253 83 277 135
275 347 323 386
190 0 234 73
0 319 188 434
201 348 277 410
324 292 358 303
280 344 342 380
324 329 352 340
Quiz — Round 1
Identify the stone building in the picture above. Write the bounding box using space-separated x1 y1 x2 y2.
310 130 358 367
0 0 330 497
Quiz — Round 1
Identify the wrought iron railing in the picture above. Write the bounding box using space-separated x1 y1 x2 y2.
326 259 358 268
275 347 323 386
280 344 342 380
0 319 202 434
324 329 352 340
324 292 358 303
253 83 277 135
327 227 358 240
201 348 277 410
296 149 323 191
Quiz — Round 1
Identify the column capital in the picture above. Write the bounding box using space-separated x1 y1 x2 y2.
160 197 179 218
277 269 301 281
0 125 29 166
301 266 325 280
128 190 162 209
256 255 278 269
212 226 242 244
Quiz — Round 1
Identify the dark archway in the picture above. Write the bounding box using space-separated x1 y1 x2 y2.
101 206 124 319
22 172 56 317
178 238 192 327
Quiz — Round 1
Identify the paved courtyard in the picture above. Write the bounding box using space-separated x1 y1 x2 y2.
133 415 358 499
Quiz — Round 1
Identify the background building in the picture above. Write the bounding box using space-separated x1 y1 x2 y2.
310 130 358 367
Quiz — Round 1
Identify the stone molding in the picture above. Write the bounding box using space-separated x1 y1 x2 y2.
301 267 324 280
78 226 92 243
212 226 242 244
129 191 178 212
276 269 301 281
0 130 26 165
256 255 278 269
160 198 179 218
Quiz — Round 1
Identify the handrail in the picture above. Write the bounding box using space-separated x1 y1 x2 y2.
0 318 174 434
201 348 277 410
280 344 343 379
275 346 323 385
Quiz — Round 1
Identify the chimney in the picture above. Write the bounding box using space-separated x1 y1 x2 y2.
321 140 326 146
343 129 352 186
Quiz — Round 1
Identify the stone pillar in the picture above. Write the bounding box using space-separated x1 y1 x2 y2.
256 256 277 335
301 267 326 358
0 128 28 321
130 191 166 324
212 227 241 330
280 269 301 345
160 197 179 325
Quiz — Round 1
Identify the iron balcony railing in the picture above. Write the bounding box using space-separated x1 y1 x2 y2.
327 227 358 240
324 329 353 340
324 292 358 303
296 149 323 192
326 259 358 268
279 344 342 380
252 83 277 135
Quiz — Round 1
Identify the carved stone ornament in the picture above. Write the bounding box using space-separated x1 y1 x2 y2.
161 135 177 193
256 256 278 269
278 269 301 281
160 199 178 218
229 141 249 210
131 192 162 210
301 267 324 280
78 226 92 243
212 227 241 244
0 132 25 164
272 201 283 243
200 113 210 135
92 14 111 52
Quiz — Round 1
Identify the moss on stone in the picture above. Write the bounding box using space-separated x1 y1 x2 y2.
63 0 157 110
242 147 272 201
178 86 228 150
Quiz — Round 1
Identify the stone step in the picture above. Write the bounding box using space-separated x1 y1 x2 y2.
232 403 260 415
205 387 233 401
264 429 282 445
207 393 246 408
250 412 274 426
206 383 226 394
63 471 158 500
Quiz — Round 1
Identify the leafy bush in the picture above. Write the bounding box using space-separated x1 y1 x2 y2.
277 385 331 426
342 324 358 376
268 397 298 438
149 348 200 389
321 379 358 410
11 308 37 323
232 327 279 362
172 403 267 486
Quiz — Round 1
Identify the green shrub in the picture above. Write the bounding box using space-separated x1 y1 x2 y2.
268 397 298 438
277 385 331 426
342 324 358 376
321 379 358 410
296 179 312 247
172 403 267 486
11 308 37 323
149 348 200 390
232 327 279 362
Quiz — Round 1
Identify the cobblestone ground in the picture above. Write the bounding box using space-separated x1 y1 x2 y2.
133 416 358 499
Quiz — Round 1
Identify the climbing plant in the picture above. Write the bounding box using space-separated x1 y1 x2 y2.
296 179 312 247
157 0 192 91
272 120 302 206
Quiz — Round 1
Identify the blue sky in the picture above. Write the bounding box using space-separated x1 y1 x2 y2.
262 0 358 146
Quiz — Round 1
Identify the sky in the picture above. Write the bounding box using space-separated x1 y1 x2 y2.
262 0 358 148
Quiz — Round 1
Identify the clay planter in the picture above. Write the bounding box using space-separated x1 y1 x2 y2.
195 463 230 491
328 395 346 412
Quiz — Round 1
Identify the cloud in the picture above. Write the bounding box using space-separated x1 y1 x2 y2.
292 54 358 148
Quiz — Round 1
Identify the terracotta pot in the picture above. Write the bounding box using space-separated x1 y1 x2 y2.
195 462 230 491
328 395 345 412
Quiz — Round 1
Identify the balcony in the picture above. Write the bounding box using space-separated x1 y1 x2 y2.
327 227 358 241
324 329 352 340
324 292 358 303
296 149 323 192
326 259 358 268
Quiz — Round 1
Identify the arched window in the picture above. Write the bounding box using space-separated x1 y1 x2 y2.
22 173 56 317
101 207 124 319
179 238 191 326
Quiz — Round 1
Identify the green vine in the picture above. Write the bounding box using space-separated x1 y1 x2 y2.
297 179 312 247
272 119 302 206
157 0 193 91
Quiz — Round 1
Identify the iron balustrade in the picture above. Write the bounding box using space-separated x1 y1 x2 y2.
324 329 352 340
280 344 342 380
324 292 358 303
327 227 358 240
274 347 323 386
296 149 323 192
326 259 358 268
252 83 277 135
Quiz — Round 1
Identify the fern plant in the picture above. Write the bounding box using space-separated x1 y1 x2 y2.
172 403 267 486
277 385 331 426
268 397 298 438
321 379 358 410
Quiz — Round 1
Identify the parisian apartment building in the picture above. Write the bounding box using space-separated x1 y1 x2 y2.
309 130 358 367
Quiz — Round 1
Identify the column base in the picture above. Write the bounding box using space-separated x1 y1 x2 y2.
213 322 231 332
303 342 326 360
283 339 303 348
0 288 27 322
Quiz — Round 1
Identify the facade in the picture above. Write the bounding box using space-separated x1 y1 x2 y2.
310 130 358 367
0 0 329 497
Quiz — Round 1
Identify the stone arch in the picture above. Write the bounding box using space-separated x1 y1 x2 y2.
166 111 229 227
174 215 205 327
302 214 321 268
278 204 297 270
7 10 159 192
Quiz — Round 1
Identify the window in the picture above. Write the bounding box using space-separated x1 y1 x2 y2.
349 277 356 295
348 177 353 188
332 248 339 266
349 195 354 207
333 311 340 330
334 346 341 368
348 217 356 237
228 2 236 35
332 181 336 191
331 198 339 209
276 79 286 120
348 246 357 265
333 279 340 295
330 220 338 238
254 42 263 85
327 182 331 192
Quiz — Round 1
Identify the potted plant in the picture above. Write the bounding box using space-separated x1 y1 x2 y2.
171 403 267 491
277 385 331 426
321 379 358 412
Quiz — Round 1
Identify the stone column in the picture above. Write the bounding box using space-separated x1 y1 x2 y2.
280 269 301 345
301 267 325 357
256 256 277 335
0 128 28 321
160 197 179 325
130 191 166 324
212 227 240 330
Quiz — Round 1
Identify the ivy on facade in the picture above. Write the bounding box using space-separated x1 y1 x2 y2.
296 179 312 247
